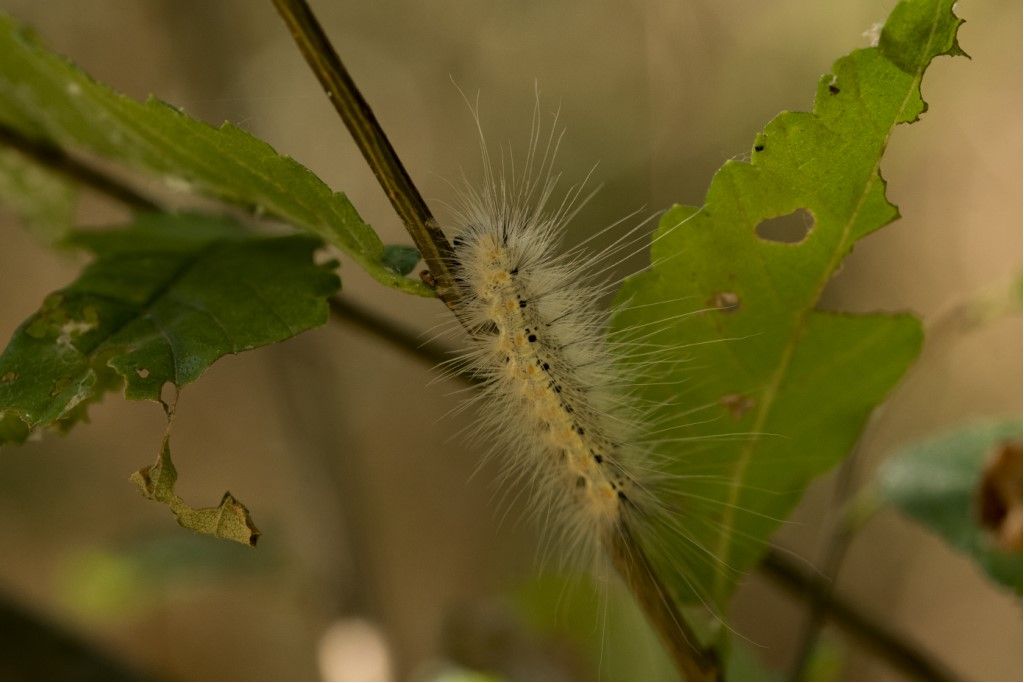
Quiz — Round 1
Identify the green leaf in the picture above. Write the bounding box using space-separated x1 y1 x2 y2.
0 146 76 243
610 0 963 612
0 13 432 297
130 432 260 547
876 419 1022 594
0 212 340 443
381 244 422 276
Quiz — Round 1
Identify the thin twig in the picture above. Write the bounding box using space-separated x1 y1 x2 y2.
761 551 958 681
606 523 719 680
270 0 460 310
328 297 452 371
0 124 159 212
789 443 863 678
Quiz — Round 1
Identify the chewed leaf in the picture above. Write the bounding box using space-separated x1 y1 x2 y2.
0 146 76 243
0 13 432 297
610 0 963 611
877 419 1022 593
131 433 260 547
0 213 340 444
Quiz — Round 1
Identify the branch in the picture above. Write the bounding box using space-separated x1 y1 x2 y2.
0 124 159 212
606 523 719 680
270 0 461 310
328 297 451 371
761 551 958 681
789 442 862 677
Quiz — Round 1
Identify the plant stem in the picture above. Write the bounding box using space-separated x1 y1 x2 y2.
270 0 461 311
789 444 862 678
0 124 158 212
328 297 452 371
606 523 719 680
761 551 957 681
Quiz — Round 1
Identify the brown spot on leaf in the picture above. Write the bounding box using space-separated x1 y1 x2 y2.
1 371 16 383
709 291 740 312
719 393 755 419
976 440 1023 553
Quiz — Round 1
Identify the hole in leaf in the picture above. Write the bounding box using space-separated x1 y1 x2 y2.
755 208 815 244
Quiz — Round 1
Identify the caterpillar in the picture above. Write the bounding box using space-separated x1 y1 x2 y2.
437 100 727 677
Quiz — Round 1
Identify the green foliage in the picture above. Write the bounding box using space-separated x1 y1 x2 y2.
0 13 429 296
382 244 422 276
876 419 1022 594
0 146 75 243
610 0 963 615
0 213 340 444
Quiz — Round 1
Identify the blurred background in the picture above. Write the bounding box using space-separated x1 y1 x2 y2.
0 0 1019 679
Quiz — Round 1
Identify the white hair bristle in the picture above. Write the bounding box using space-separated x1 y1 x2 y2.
438 99 678 576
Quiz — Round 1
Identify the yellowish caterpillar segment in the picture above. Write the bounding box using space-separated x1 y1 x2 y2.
453 220 640 552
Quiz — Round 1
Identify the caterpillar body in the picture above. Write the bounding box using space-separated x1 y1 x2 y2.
442 108 706 590
450 188 649 566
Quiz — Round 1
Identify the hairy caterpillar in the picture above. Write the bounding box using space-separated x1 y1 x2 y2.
437 100 731 676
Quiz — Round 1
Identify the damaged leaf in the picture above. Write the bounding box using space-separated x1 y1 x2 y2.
610 0 964 613
131 432 259 546
0 212 340 444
